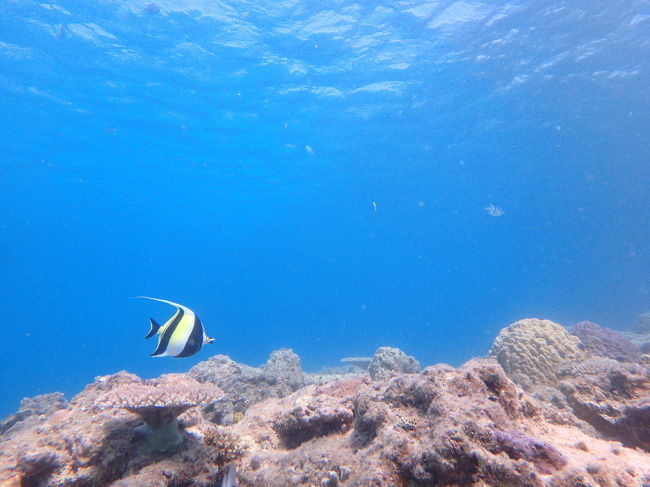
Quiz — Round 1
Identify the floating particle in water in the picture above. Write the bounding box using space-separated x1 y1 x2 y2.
485 203 504 217
371 201 377 214
54 25 66 40
305 145 315 155
418 200 425 207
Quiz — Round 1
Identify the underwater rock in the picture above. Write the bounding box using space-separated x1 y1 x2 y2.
261 348 304 391
189 351 303 424
572 320 641 363
272 381 357 449
367 346 419 381
555 357 650 452
489 318 584 389
0 392 67 438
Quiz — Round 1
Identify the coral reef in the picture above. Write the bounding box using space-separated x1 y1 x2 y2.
189 350 305 425
0 371 225 486
634 311 650 335
230 358 649 486
367 346 419 381
0 392 67 438
490 318 584 389
2 337 650 486
571 320 641 362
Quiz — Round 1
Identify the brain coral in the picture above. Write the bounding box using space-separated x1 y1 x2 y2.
489 318 584 389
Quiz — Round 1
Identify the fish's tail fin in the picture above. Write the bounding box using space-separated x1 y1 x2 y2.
220 464 238 487
145 318 161 339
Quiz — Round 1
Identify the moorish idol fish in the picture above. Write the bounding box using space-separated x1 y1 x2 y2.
134 296 214 358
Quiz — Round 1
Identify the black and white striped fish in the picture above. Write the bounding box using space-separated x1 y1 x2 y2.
135 296 214 358
485 203 504 217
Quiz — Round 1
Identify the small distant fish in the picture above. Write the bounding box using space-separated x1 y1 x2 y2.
54 24 66 40
143 3 160 14
485 203 504 217
305 145 315 155
371 201 377 214
135 296 214 358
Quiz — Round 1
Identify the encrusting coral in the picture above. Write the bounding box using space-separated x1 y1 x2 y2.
96 374 223 452
489 318 584 389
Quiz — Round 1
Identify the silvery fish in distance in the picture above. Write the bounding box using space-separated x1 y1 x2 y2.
135 296 214 358
485 203 504 217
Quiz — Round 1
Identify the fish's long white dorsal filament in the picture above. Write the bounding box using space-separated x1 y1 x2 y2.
132 296 192 313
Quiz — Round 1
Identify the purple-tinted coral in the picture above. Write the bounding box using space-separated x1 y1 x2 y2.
491 430 568 474
573 321 641 363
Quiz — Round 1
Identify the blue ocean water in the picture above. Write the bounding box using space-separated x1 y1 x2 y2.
1 0 648 418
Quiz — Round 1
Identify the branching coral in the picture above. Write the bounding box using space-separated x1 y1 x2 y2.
489 318 584 389
96 374 223 452
203 425 247 466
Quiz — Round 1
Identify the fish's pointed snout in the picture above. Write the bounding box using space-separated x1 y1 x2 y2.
206 337 215 344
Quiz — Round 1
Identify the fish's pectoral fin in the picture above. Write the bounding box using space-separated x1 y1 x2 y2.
145 318 161 339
